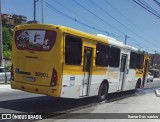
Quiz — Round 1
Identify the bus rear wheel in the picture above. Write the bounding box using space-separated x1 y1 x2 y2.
98 83 108 102
136 79 141 89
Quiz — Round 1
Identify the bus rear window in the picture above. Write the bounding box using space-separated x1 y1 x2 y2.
15 30 57 51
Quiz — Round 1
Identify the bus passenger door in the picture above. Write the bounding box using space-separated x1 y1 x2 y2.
119 54 127 91
81 47 93 96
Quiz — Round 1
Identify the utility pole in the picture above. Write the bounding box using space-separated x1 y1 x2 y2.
155 50 157 68
0 0 3 67
33 0 37 23
42 0 44 24
125 34 128 44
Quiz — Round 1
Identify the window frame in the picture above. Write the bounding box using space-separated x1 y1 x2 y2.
129 51 138 69
96 43 110 67
65 35 82 65
109 46 120 68
136 53 144 69
15 29 57 51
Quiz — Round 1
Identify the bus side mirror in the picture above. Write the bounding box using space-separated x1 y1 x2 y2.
155 88 160 97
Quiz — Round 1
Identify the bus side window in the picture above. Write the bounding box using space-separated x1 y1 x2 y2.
130 52 137 69
96 43 110 67
109 46 120 67
136 54 144 69
65 35 82 65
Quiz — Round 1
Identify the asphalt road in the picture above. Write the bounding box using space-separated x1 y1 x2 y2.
0 84 99 113
0 78 160 121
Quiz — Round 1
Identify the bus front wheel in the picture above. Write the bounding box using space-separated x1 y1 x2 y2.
98 83 108 102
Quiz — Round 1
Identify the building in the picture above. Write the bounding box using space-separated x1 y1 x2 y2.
2 13 27 29
150 53 160 69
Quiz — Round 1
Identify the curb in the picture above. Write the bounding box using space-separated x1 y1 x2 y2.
0 82 11 85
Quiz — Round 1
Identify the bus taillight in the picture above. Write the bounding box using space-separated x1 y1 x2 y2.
50 68 57 86
11 64 14 80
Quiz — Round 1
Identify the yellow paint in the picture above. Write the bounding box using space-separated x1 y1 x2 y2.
11 80 61 97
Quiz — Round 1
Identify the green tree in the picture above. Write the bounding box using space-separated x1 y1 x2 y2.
2 27 12 59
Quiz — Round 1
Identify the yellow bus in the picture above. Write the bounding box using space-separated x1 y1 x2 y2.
11 24 149 101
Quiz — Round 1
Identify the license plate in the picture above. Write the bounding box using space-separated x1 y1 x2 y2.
26 77 35 82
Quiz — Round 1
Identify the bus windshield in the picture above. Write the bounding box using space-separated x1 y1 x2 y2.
15 29 57 51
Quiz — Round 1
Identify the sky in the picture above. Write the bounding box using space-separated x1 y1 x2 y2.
2 0 160 53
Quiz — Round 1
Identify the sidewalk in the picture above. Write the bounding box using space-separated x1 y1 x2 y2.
153 78 160 81
0 79 11 84
0 84 13 93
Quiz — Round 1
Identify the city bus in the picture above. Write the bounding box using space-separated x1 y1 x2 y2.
11 24 149 101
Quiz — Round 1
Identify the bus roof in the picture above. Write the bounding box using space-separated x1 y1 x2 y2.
14 24 146 53
96 34 148 54
14 24 110 44
97 34 137 50
96 34 123 46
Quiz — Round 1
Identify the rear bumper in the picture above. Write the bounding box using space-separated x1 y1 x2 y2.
11 80 61 97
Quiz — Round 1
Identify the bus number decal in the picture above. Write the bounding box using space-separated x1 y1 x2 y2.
35 72 48 78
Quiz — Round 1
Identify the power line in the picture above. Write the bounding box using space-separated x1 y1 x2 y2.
73 0 153 48
153 0 160 7
45 2 107 33
53 0 100 30
103 0 150 47
52 0 124 39
43 1 121 37
139 0 160 17
132 0 160 18
104 0 159 43
72 0 126 35
43 1 148 49
45 2 146 47
89 0 155 47
129 38 144 48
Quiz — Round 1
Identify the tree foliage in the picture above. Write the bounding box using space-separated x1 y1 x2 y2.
3 50 11 60
2 27 12 59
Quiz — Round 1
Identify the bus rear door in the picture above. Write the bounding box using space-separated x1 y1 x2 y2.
81 47 93 96
119 54 127 90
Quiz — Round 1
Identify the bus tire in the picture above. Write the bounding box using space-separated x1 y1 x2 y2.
98 83 108 102
136 79 141 89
